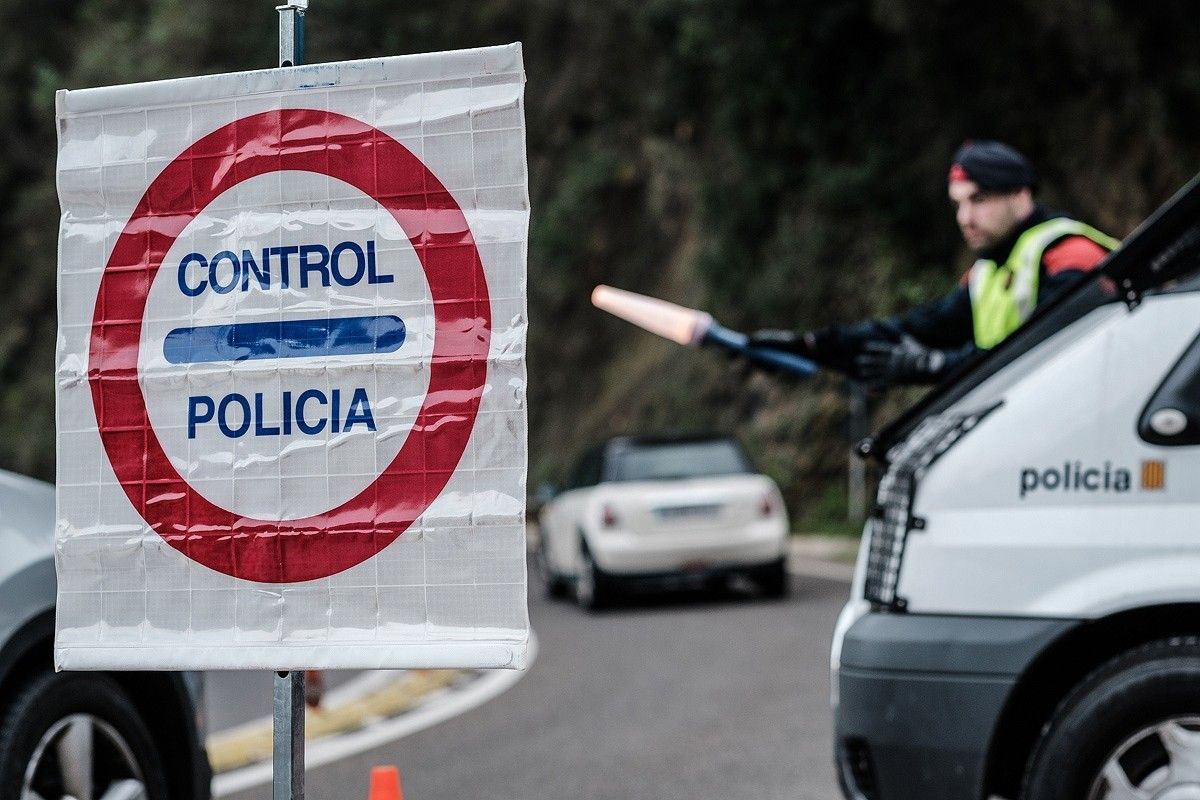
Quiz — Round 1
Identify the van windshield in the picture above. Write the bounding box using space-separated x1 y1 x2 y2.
869 173 1200 458
613 440 751 482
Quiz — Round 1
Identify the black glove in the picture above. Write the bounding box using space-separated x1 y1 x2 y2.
853 335 948 386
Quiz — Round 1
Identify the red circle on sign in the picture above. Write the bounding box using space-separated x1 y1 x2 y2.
89 109 491 583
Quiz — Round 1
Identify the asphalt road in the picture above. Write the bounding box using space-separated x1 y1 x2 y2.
222 571 849 800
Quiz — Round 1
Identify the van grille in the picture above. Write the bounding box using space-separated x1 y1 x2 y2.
863 406 996 608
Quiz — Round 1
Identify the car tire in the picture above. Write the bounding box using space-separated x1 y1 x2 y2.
0 670 170 800
1021 637 1200 800
755 557 789 599
575 545 614 611
535 537 570 599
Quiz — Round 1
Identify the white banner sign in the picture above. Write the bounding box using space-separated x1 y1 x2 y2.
55 44 529 670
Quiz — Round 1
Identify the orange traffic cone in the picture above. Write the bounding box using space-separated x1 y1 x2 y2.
368 765 404 800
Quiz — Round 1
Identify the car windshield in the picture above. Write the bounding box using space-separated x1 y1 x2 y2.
613 440 751 482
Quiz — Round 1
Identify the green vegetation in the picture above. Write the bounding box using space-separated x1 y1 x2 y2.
3 0 1197 521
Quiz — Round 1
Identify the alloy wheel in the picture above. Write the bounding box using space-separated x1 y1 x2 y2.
22 713 147 800
1088 716 1200 800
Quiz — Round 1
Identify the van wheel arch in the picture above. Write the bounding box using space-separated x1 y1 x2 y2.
1020 637 1200 799
984 603 1200 800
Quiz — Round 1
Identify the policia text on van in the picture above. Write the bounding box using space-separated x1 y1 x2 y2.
830 173 1200 800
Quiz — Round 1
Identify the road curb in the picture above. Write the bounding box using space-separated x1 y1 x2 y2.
788 536 857 582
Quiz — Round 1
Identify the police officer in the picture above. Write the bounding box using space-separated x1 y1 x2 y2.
749 141 1119 385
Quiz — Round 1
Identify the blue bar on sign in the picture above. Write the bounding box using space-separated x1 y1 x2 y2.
163 315 406 364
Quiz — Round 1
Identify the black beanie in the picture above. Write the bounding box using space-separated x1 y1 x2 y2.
949 140 1037 192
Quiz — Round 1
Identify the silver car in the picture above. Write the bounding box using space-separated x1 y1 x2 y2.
0 469 211 800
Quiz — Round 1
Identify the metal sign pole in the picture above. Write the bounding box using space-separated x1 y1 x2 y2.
278 0 307 67
273 10 309 798
273 670 306 799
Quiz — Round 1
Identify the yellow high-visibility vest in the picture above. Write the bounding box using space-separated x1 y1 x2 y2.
968 218 1119 349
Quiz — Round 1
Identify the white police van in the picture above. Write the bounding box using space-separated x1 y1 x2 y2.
832 175 1200 800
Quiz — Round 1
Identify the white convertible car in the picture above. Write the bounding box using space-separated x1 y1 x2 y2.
536 434 790 609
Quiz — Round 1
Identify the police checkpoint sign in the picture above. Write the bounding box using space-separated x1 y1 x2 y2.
55 45 529 670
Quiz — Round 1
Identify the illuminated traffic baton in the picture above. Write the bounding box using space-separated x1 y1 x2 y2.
591 285 818 377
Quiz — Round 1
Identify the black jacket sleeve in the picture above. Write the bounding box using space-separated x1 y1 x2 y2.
814 284 975 367
937 341 980 377
889 285 975 349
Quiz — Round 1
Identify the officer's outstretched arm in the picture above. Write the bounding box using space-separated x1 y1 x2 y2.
884 284 975 350
853 338 977 386
747 322 888 375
